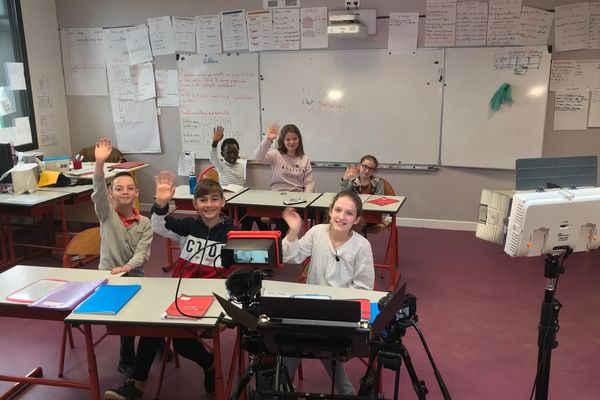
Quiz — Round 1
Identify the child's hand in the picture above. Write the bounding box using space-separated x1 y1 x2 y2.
266 123 279 142
154 171 177 207
282 207 302 239
343 164 360 181
95 138 112 165
213 126 224 143
110 264 132 275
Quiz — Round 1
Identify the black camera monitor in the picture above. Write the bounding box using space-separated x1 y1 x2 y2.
371 282 407 336
0 142 14 183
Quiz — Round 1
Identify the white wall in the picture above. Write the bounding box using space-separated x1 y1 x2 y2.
50 0 600 228
21 0 71 156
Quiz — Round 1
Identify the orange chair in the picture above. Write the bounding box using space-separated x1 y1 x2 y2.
59 227 105 377
198 165 219 181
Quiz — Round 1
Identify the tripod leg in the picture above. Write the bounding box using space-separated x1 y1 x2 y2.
399 344 428 400
535 293 561 400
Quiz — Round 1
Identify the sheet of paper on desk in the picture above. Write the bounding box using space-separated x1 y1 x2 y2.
29 278 108 310
68 167 95 176
222 184 246 193
5 278 67 303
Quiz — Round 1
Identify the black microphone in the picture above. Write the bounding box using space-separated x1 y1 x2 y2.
333 249 340 262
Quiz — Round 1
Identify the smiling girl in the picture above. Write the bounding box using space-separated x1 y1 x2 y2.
280 190 374 394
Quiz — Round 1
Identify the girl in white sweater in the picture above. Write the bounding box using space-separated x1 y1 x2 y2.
281 190 375 394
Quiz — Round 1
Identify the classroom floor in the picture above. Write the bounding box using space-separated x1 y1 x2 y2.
1 226 599 400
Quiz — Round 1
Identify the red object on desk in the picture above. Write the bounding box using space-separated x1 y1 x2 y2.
108 161 145 170
351 298 371 320
164 295 214 319
366 197 399 206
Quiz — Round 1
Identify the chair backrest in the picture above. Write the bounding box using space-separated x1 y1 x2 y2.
198 165 219 182
381 178 396 196
63 227 101 268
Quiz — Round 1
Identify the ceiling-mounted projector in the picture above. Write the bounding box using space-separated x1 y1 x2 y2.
327 11 367 38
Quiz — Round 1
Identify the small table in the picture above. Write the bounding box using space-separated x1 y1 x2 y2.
0 265 114 400
0 191 71 270
227 189 323 233
362 195 407 290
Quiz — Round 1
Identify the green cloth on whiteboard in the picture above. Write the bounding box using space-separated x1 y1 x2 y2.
490 83 513 112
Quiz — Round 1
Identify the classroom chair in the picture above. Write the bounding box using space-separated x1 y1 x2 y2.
198 165 219 181
59 226 105 377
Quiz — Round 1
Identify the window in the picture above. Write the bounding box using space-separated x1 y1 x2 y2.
0 0 37 151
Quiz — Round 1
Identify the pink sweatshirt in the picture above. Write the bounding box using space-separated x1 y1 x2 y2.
254 138 314 192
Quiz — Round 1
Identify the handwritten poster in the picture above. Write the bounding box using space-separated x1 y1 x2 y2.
549 60 600 91
247 9 274 52
516 6 553 46
554 88 589 130
177 53 260 158
221 9 249 51
300 7 328 49
173 17 196 53
125 24 153 65
155 69 178 107
424 0 457 48
587 87 600 127
388 12 419 53
59 28 108 96
486 0 522 46
554 2 590 52
455 1 488 47
148 16 175 56
273 8 300 50
195 14 222 54
589 2 600 49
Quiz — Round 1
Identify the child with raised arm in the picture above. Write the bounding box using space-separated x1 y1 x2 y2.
92 138 153 378
280 190 375 394
104 176 238 400
340 155 384 195
210 125 268 231
254 123 314 234
209 125 246 186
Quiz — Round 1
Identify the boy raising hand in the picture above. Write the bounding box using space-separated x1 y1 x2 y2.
92 138 153 378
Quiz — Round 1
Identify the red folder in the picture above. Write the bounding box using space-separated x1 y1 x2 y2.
351 298 371 320
163 295 214 319
366 197 399 206
108 162 146 170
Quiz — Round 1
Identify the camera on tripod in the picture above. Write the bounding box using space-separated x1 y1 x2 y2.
377 291 417 343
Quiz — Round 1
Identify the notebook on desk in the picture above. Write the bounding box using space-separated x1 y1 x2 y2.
73 284 141 315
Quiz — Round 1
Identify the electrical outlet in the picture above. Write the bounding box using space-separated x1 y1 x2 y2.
344 0 360 9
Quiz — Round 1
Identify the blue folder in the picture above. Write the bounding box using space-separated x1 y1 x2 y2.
73 284 141 315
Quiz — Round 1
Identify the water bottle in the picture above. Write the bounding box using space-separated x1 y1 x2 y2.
188 172 197 195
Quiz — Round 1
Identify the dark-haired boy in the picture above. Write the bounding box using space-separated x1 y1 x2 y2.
104 174 238 399
92 138 153 378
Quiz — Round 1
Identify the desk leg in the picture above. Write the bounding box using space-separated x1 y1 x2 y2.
388 215 399 291
162 238 175 273
59 199 68 251
82 324 101 400
233 207 240 227
213 328 225 400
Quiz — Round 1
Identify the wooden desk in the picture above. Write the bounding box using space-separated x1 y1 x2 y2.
0 191 71 270
66 276 231 400
227 189 322 232
0 266 114 400
38 184 94 205
362 195 407 290
310 192 371 223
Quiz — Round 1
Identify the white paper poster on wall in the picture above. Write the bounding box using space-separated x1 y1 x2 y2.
554 88 590 130
455 1 488 47
59 28 108 96
148 16 175 56
195 14 222 54
300 7 328 49
554 2 590 52
155 69 179 107
388 12 419 53
221 10 249 51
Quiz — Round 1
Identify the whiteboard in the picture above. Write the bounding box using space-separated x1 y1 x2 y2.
178 53 261 159
441 46 551 169
260 50 444 165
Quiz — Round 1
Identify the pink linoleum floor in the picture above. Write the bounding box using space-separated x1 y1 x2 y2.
1 226 599 400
